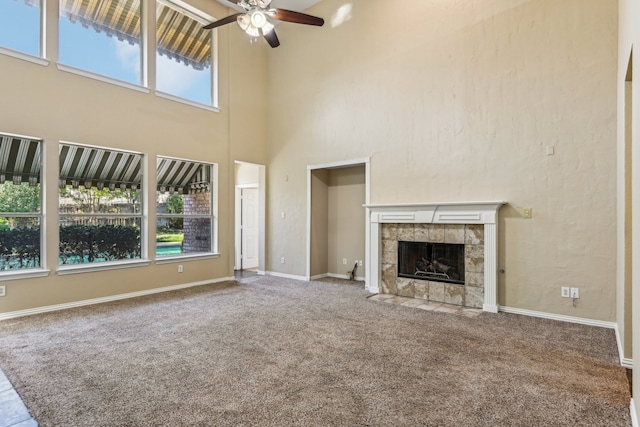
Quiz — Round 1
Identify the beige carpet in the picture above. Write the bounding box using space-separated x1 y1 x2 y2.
0 276 632 426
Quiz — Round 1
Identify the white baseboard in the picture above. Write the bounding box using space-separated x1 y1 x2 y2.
614 324 634 369
326 273 366 282
0 277 234 321
266 271 307 281
499 306 617 329
631 399 639 427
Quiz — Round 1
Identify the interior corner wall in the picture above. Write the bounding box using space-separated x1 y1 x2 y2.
310 169 329 278
327 166 366 277
0 0 259 315
266 0 618 321
620 0 640 418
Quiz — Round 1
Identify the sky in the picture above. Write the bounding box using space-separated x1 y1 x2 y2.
0 0 212 106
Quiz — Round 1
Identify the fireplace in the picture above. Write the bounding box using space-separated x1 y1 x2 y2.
365 202 505 312
398 241 465 284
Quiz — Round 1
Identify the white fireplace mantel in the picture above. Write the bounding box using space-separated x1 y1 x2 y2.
365 201 506 313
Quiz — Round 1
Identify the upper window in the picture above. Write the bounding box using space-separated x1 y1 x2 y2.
58 0 142 85
0 133 42 271
156 0 213 105
0 0 41 57
58 143 143 266
156 156 216 257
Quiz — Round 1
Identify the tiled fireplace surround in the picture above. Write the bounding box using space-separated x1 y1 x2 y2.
365 202 505 313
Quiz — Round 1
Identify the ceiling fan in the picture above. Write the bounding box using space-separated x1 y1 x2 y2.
203 0 324 48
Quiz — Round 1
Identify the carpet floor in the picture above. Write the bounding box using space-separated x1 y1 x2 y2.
0 276 632 426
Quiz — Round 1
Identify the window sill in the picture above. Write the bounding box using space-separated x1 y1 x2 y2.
57 259 151 275
0 47 49 67
57 63 150 94
0 269 51 282
155 253 220 264
155 91 220 112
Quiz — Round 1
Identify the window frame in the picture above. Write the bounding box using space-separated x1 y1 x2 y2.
0 0 48 66
155 155 218 263
154 0 218 109
57 141 148 274
0 132 49 281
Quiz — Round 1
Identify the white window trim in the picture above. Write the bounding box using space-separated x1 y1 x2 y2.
0 133 45 278
57 64 150 94
155 91 220 112
0 269 51 282
0 46 49 66
155 0 218 108
57 259 150 275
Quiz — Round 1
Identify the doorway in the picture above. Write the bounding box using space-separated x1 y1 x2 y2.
234 161 265 274
307 158 370 283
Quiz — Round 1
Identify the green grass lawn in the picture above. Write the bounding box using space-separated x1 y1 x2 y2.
156 233 184 243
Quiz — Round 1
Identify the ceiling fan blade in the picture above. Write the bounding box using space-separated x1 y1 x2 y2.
203 13 244 30
262 28 280 48
272 9 324 26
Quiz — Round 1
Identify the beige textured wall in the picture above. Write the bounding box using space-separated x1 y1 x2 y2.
618 0 639 414
327 166 366 277
235 162 260 186
0 1 269 314
267 0 618 321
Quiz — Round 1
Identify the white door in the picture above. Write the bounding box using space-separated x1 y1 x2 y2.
241 188 259 269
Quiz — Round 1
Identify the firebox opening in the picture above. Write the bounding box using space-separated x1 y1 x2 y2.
398 241 465 285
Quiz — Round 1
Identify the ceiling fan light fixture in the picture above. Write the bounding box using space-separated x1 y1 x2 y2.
237 14 259 37
250 10 268 28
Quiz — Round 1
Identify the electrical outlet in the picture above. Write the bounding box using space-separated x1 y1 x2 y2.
178 265 183 273
281 257 285 264
358 260 363 267
343 258 347 265
523 208 532 219
0 285 5 297
570 287 580 299
561 287 570 298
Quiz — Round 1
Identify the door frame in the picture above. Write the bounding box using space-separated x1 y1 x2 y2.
234 161 266 274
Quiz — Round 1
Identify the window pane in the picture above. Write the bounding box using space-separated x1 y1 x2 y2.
59 143 144 265
59 0 141 84
156 217 183 257
0 0 40 56
0 182 41 213
59 217 141 265
156 1 212 105
0 217 40 270
156 217 211 257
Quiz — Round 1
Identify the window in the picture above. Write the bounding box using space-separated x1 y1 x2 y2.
156 0 213 105
0 0 41 57
156 156 215 257
58 143 143 266
0 134 42 271
58 0 142 85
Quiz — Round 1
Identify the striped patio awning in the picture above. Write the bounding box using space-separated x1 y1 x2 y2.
58 0 212 70
59 144 144 191
1 138 209 193
0 135 41 186
157 157 210 194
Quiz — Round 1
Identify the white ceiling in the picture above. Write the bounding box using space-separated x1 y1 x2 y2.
215 0 322 12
